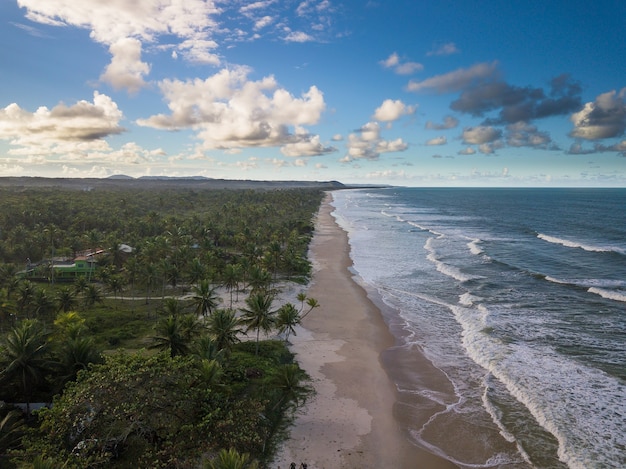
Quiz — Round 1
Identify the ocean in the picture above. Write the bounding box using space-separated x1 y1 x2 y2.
330 188 626 469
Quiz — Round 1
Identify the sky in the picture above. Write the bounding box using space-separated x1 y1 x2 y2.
1 0 625 187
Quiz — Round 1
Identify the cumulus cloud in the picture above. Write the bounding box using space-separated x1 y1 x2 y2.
458 147 476 155
283 30 314 42
570 88 626 140
281 134 336 157
452 74 582 124
380 53 423 75
426 136 447 146
506 122 554 149
425 115 459 130
462 126 501 144
0 92 125 155
568 140 626 156
373 99 416 122
427 42 460 56
407 62 498 93
18 0 222 91
100 38 150 93
343 122 408 162
137 66 327 153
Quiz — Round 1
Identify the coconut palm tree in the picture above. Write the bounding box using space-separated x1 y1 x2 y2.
54 287 77 313
239 292 277 355
151 315 188 358
276 303 300 344
222 264 241 308
0 320 50 414
32 288 54 320
83 284 103 309
54 336 102 390
15 281 35 318
302 297 320 319
207 309 242 354
0 405 25 456
191 279 220 317
270 363 311 411
191 335 225 363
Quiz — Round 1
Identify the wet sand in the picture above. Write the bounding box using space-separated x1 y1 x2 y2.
273 194 458 469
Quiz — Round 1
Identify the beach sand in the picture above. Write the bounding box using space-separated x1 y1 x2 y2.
273 194 458 469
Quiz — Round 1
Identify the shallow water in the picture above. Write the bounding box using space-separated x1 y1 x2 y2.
331 188 626 469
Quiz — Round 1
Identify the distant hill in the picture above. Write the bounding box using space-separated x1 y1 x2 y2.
0 176 347 191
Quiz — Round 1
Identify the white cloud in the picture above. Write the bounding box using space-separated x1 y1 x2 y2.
343 122 408 162
506 122 553 148
407 62 498 93
427 42 460 56
462 126 502 144
18 0 221 91
137 66 326 152
458 147 476 155
284 31 314 42
254 15 275 30
380 52 423 75
570 88 626 140
0 92 124 155
425 115 459 130
99 38 150 93
281 135 336 157
373 99 416 122
426 136 447 146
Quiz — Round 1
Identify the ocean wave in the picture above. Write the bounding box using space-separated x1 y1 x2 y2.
453 302 626 469
588 287 626 303
537 233 625 254
467 238 484 255
545 276 626 289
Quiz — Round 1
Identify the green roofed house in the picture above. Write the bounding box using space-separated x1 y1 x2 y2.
51 256 97 281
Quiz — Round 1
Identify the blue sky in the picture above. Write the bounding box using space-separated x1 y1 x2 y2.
1 0 625 186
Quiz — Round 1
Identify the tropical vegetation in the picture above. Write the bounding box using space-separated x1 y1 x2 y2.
0 183 326 467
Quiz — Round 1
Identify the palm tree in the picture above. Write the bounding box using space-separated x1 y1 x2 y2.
104 274 124 300
207 309 242 354
0 405 25 456
55 287 77 313
15 281 35 318
32 288 54 319
296 292 307 312
191 335 225 363
151 315 188 358
239 292 277 355
54 336 102 390
270 363 311 411
0 320 50 414
276 303 300 344
302 297 320 319
83 284 103 309
161 297 184 317
203 448 259 469
247 265 271 294
222 264 241 308
191 279 220 317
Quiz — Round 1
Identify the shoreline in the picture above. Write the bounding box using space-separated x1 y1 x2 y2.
273 193 457 468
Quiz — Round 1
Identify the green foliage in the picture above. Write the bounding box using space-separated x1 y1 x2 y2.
0 185 324 467
13 345 309 468
203 448 259 469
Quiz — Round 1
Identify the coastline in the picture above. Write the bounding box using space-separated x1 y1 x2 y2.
273 193 457 468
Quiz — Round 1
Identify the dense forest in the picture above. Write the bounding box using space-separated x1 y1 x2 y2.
0 181 330 468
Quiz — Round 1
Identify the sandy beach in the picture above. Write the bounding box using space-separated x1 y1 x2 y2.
273 194 457 469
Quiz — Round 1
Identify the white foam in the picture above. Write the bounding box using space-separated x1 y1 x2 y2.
467 238 484 255
588 287 626 303
537 233 624 254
